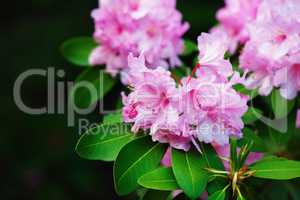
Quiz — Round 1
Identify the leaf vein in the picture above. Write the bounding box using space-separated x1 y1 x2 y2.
79 134 132 149
117 143 160 186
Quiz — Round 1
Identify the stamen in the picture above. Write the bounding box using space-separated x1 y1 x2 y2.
187 63 201 83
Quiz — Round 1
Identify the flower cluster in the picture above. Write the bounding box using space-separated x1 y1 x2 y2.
215 0 300 99
239 0 300 99
89 0 189 78
122 32 249 151
72 1 300 198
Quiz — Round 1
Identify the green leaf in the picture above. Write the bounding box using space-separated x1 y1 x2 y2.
172 149 209 199
238 128 267 152
250 158 300 180
171 67 188 79
284 182 300 200
271 89 295 119
242 107 263 124
234 84 258 100
170 67 188 86
207 178 228 195
70 69 115 109
75 123 135 161
193 57 199 67
266 113 297 149
116 97 123 109
114 137 166 195
237 194 246 200
231 59 239 72
201 143 225 171
61 37 97 66
138 167 179 191
136 188 147 199
103 111 122 124
230 137 238 172
208 186 228 200
261 182 290 200
182 39 198 56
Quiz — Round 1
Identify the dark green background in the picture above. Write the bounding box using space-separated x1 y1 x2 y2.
4 0 222 199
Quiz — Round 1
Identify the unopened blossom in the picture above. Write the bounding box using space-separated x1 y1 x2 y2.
122 52 248 150
161 147 172 167
196 31 233 82
89 0 189 77
240 0 300 99
215 0 261 51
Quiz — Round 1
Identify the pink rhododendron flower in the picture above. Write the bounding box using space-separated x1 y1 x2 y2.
240 0 300 99
210 25 238 54
196 31 233 81
122 55 191 150
213 144 263 170
150 107 192 151
89 0 189 78
122 50 248 150
179 77 248 146
215 0 262 51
